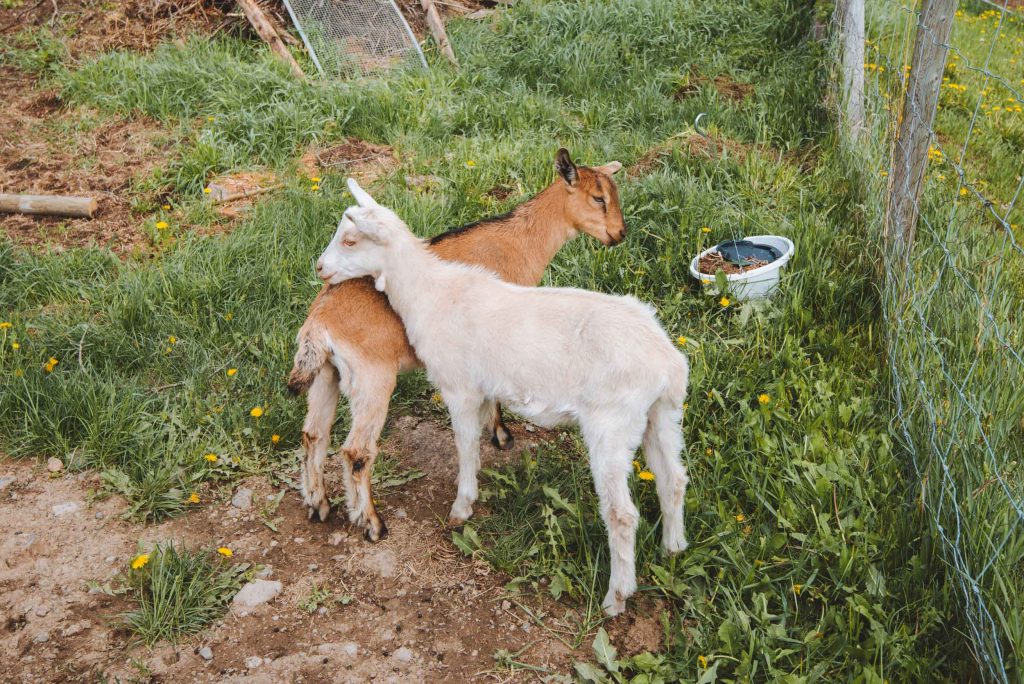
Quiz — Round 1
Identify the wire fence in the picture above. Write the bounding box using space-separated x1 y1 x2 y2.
837 1 1024 679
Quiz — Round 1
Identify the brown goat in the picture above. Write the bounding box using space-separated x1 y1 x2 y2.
289 149 625 540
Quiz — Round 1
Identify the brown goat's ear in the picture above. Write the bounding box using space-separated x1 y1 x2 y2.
555 148 578 187
595 161 623 175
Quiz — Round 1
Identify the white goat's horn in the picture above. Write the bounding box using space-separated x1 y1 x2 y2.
347 178 378 208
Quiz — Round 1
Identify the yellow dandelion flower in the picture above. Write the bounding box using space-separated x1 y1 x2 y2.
188 492 200 504
465 160 476 168
168 335 177 344
705 447 713 455
683 402 689 410
162 204 171 211
698 655 708 669
250 406 263 418
701 226 711 234
879 170 888 177
155 221 169 230
311 184 320 192
203 187 212 194
226 368 238 377
960 187 969 197
638 470 655 481
0 322 11 329
431 392 443 404
12 342 19 350
217 547 233 558
204 453 218 463
14 369 24 378
271 434 281 444
632 459 641 471
131 553 150 570
719 296 730 308
758 393 771 406
676 336 687 346
793 584 803 595
225 312 234 321
735 513 746 522
44 357 58 373
310 176 321 183
207 116 215 122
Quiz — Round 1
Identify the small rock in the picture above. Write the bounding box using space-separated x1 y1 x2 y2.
198 646 213 661
308 563 319 571
392 647 414 664
524 424 536 433
317 606 328 616
501 600 511 611
394 508 407 519
46 457 63 473
244 656 263 669
328 532 345 546
343 642 359 657
233 580 282 609
61 621 89 637
255 565 273 579
51 502 80 516
292 537 305 544
231 488 253 510
95 511 104 520
105 555 116 563
34 605 49 617
0 475 15 490
34 632 49 644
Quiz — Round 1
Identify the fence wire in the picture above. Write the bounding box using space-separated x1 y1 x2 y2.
282 0 426 78
841 1 1024 680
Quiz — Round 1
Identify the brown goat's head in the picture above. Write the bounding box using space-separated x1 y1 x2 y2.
554 148 625 246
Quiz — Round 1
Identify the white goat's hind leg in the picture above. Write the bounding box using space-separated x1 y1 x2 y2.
446 394 485 525
584 417 644 616
301 365 340 522
643 399 689 553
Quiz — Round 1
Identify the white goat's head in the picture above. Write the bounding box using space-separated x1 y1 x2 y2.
316 179 407 290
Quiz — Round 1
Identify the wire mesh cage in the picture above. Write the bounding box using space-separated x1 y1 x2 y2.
282 0 426 78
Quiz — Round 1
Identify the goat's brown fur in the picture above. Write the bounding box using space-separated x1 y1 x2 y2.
292 149 624 539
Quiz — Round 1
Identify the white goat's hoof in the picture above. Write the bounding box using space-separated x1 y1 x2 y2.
663 536 688 555
602 590 627 617
448 501 473 527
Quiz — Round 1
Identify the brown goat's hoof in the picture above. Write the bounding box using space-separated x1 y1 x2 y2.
491 432 514 451
363 519 388 542
307 502 330 523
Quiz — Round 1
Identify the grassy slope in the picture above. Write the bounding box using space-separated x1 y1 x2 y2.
0 0 976 679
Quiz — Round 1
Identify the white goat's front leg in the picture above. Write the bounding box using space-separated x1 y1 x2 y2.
445 393 485 526
643 399 689 553
301 365 340 522
584 416 644 616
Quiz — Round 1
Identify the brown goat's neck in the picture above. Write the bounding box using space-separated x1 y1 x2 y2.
428 183 574 286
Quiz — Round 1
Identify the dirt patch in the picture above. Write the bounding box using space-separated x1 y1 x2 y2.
697 250 769 276
0 416 595 683
0 69 178 254
673 69 755 103
300 138 399 187
629 132 787 177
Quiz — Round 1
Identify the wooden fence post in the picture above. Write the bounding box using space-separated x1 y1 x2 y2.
840 0 866 136
887 0 957 250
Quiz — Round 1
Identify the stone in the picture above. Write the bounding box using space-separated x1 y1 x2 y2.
61 621 89 637
392 647 414 664
34 631 49 644
343 642 359 657
34 605 49 617
46 458 63 473
0 475 15 490
198 646 213 661
393 508 408 519
95 511 104 520
328 532 345 546
231 488 253 510
51 502 80 516
245 656 263 669
232 580 282 609
255 565 273 579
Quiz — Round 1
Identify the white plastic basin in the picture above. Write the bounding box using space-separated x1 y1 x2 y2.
689 235 795 301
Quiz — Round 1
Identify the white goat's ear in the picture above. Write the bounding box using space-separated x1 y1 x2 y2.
374 273 387 291
595 161 623 175
345 207 386 244
347 178 379 208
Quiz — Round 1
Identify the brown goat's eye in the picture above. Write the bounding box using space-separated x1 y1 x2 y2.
593 196 605 205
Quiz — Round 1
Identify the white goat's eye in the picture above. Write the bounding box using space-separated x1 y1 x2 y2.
342 238 357 247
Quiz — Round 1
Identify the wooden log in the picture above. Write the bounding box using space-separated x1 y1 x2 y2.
0 194 97 218
236 0 305 78
421 0 459 67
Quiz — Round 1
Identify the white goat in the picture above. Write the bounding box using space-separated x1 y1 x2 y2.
317 179 690 615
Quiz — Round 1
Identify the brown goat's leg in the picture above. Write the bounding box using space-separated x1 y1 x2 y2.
488 400 515 450
301 364 340 522
341 364 397 542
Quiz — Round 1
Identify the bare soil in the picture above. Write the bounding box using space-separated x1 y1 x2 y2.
1 416 666 682
673 69 755 103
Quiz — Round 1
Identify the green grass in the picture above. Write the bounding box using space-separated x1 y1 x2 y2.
0 0 1002 678
121 543 247 645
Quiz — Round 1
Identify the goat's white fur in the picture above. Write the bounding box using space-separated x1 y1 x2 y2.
319 179 690 615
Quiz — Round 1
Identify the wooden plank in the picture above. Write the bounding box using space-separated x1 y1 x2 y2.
0 194 97 218
236 0 305 78
421 0 459 66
